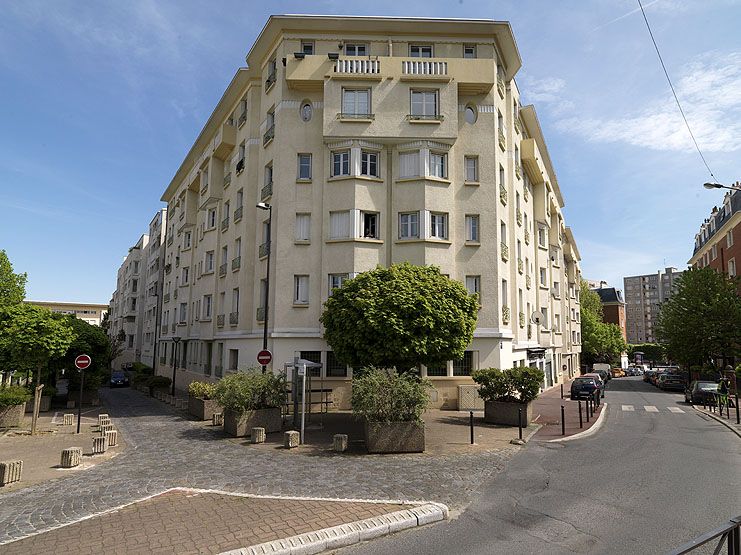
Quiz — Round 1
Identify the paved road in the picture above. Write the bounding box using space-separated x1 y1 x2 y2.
344 377 741 555
0 387 513 545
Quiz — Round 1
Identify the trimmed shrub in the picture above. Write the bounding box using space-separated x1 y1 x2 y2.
351 367 431 423
213 370 285 413
0 385 32 407
472 367 545 404
131 362 153 374
188 381 216 400
147 375 172 389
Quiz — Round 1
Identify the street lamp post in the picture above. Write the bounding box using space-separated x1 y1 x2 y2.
256 202 272 374
171 336 181 396
703 182 741 192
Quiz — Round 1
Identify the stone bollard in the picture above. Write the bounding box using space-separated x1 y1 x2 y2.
104 430 118 447
99 424 114 434
66 400 76 409
212 412 223 426
97 414 109 425
92 436 109 455
62 414 74 426
0 460 23 486
284 430 300 449
60 448 82 468
251 427 266 444
333 434 348 452
100 417 111 427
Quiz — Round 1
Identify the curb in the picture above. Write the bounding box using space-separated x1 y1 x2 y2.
218 502 449 555
547 402 608 443
692 405 741 439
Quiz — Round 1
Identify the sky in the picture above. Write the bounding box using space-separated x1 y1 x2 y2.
1 0 740 303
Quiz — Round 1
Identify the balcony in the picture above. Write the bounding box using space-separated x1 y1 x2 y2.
261 181 273 201
526 275 532 289
167 235 173 247
406 113 444 123
256 306 266 322
516 209 523 226
514 116 521 135
497 75 505 98
499 184 508 205
515 164 522 180
213 122 236 161
334 58 380 75
401 60 448 79
163 292 170 303
237 111 247 128
524 185 530 202
525 230 531 245
173 289 178 299
219 263 227 277
521 138 546 184
229 311 239 326
265 72 276 92
177 189 198 232
527 323 532 339
235 158 245 175
519 312 525 329
221 216 229 232
259 241 270 259
337 112 375 122
165 263 172 275
502 305 511 325
234 206 243 222
498 129 506 151
231 256 241 271
199 182 222 210
223 172 232 188
517 258 523 274
500 242 509 262
263 125 275 147
217 314 225 327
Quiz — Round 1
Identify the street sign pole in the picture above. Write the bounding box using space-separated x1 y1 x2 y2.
299 363 306 444
74 354 91 434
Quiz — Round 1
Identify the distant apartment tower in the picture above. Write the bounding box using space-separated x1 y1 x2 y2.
141 209 168 368
688 187 739 279
25 301 108 326
623 267 683 344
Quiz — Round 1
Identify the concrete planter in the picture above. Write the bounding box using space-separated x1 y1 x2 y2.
25 395 52 413
484 400 533 426
223 408 281 437
188 397 222 421
0 403 25 428
365 421 425 454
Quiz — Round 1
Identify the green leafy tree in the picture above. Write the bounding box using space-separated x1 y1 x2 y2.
320 263 479 372
0 250 26 309
656 267 741 369
0 304 75 433
627 343 667 364
580 280 627 366
50 315 111 392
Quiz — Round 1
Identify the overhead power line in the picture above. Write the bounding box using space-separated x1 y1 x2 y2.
636 0 716 181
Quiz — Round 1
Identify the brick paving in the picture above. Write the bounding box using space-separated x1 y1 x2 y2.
532 378 605 440
0 388 516 546
0 489 406 555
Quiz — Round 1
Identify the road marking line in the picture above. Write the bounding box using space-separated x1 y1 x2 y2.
667 407 684 413
644 405 659 412
621 405 634 411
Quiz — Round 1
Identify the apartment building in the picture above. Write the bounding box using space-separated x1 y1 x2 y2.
688 187 740 280
590 286 627 341
624 267 683 344
155 15 582 408
25 301 108 326
109 234 149 369
140 209 168 367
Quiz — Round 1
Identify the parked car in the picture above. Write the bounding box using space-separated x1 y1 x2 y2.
685 381 719 404
657 374 685 391
611 368 625 378
571 376 601 400
593 368 611 385
644 370 657 383
626 366 644 376
583 373 606 398
110 371 130 388
650 372 667 386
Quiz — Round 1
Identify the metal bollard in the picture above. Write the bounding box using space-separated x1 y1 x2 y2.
586 398 590 422
736 392 739 425
518 408 523 440
561 405 565 436
560 384 564 399
469 411 474 445
578 400 583 428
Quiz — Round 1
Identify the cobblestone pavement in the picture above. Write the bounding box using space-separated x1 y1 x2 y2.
1 489 407 555
0 388 515 545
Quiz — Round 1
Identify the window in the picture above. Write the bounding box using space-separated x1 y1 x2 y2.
501 279 508 306
499 164 505 188
236 189 243 210
179 303 187 323
205 251 214 272
410 90 438 117
727 230 734 248
465 215 480 242
203 295 212 319
299 350 322 377
554 314 561 333
342 88 370 116
465 156 478 182
399 151 420 178
223 201 230 221
301 40 314 54
331 150 350 177
295 213 311 242
399 212 419 239
344 43 367 56
207 208 217 229
228 349 239 371
553 281 560 297
410 44 433 57
453 351 473 376
237 142 246 172
538 226 547 247
426 362 448 377
264 163 273 185
184 232 191 249
464 105 477 124
362 211 379 239
500 221 507 246
429 152 447 179
232 288 240 312
540 267 547 287
463 44 476 58
297 154 312 180
182 267 189 284
221 246 228 265
326 351 348 377
200 168 209 191
465 275 481 296
234 237 241 257
430 212 448 239
729 258 737 277
294 275 309 305
712 244 718 260
361 150 379 177
300 102 312 122
329 273 349 294
540 306 548 327
329 211 351 239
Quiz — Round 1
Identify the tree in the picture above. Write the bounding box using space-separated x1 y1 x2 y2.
656 267 741 369
0 304 75 434
0 250 26 309
580 280 627 366
50 315 111 392
320 263 479 372
627 343 667 364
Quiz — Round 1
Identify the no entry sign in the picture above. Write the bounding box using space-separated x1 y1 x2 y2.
74 354 91 370
256 350 272 365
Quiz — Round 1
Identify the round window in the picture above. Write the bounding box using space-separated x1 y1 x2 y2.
465 105 477 124
300 103 312 122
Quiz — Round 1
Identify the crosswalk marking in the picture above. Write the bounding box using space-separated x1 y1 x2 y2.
622 405 634 411
667 407 685 413
644 406 659 412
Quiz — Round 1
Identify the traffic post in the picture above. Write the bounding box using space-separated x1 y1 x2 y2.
74 354 91 434
256 350 272 367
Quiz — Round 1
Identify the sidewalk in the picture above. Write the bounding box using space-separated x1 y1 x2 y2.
692 402 741 438
532 379 605 441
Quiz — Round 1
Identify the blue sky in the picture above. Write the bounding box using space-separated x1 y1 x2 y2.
1 0 740 303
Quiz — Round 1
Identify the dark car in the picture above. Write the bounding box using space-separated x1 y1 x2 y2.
644 369 657 383
593 369 610 387
659 373 686 391
685 381 719 404
110 371 129 387
571 377 601 400
582 373 606 398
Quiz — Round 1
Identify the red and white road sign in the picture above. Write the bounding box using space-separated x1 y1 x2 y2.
74 354 92 370
256 350 272 365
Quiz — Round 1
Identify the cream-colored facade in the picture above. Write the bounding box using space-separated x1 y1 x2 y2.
25 301 109 326
155 15 581 408
141 209 168 368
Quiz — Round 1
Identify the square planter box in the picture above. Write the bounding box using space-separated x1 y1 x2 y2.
0 403 25 428
25 395 51 413
365 421 425 454
484 400 533 426
223 408 281 437
188 397 222 421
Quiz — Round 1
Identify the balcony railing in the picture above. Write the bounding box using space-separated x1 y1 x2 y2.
263 125 275 146
500 242 509 262
500 184 508 205
167 235 173 246
265 72 276 91
515 164 522 180
498 129 506 151
170 324 176 333
525 230 531 245
514 116 521 134
526 275 532 289
337 112 375 120
497 75 505 98
401 60 448 75
516 209 523 226
407 113 444 122
219 263 227 277
519 312 525 329
223 172 232 188
173 289 178 299
259 241 270 259
229 311 239 326
261 181 273 201
528 323 533 339
237 111 247 127
231 256 241 271
502 305 511 325
234 206 243 222
221 216 229 232
216 314 225 327
517 258 524 275
334 59 380 74
524 186 530 202
256 306 266 321
163 292 170 303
